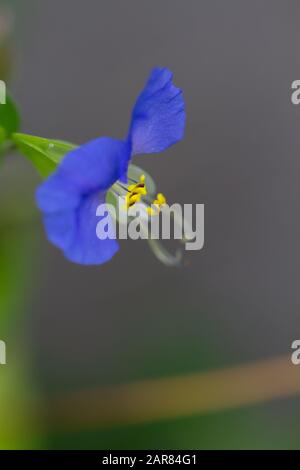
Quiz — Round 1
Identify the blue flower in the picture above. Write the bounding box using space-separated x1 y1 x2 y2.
36 68 185 265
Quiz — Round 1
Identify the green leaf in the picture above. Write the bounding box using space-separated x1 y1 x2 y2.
12 133 76 178
0 94 20 144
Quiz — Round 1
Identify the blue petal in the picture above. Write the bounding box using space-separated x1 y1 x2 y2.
128 68 185 156
64 191 119 265
58 137 131 193
43 191 119 265
36 137 131 214
36 172 81 213
36 137 127 265
43 209 76 251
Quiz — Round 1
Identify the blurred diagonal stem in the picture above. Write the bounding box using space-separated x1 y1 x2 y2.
48 355 300 431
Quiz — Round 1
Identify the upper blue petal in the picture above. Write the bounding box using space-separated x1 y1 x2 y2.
58 137 130 193
42 191 119 265
128 68 186 156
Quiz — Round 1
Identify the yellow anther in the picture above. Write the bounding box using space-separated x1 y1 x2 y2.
154 193 166 205
147 192 167 216
147 207 156 216
126 175 147 209
126 193 141 208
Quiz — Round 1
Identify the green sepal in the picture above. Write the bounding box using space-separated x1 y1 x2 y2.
12 133 76 178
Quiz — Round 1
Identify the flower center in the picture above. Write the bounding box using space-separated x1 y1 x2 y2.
126 174 147 208
111 174 167 215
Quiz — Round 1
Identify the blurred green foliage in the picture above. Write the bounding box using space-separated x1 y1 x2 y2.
0 223 42 449
0 0 42 449
49 402 300 450
0 95 20 146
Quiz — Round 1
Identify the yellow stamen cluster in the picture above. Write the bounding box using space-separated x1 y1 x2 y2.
125 175 167 216
126 174 147 208
147 193 167 216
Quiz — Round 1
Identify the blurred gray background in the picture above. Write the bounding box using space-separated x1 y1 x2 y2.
8 0 300 395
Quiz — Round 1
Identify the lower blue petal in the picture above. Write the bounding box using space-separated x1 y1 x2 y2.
36 137 128 265
63 191 119 265
43 209 76 251
36 172 80 213
36 137 131 214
